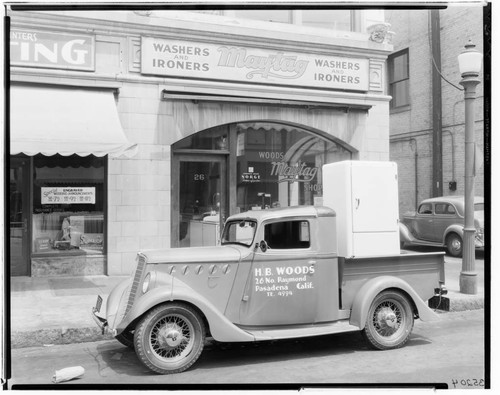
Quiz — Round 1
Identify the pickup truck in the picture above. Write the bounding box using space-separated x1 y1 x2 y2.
92 204 446 374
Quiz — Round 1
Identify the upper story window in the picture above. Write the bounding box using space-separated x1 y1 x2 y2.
199 9 355 31
232 10 291 23
301 10 353 31
388 49 410 110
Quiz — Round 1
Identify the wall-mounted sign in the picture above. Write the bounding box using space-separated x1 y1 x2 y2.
141 37 369 91
10 29 95 71
41 187 96 204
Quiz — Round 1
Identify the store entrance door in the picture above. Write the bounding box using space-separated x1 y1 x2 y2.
172 155 227 248
9 157 31 276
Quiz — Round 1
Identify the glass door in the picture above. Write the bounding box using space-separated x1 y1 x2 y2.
173 155 227 247
9 157 31 276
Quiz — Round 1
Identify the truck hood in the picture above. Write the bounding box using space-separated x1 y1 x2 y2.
139 245 245 264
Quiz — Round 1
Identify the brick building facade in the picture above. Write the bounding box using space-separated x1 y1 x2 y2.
386 6 485 216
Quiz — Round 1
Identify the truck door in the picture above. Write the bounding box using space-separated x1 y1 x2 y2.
238 219 334 326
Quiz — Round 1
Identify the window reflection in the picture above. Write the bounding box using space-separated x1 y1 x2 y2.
236 122 351 212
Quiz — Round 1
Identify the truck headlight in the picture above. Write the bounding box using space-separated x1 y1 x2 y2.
142 272 152 294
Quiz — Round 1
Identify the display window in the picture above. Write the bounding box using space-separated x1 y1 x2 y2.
172 121 352 247
235 122 351 212
31 155 105 255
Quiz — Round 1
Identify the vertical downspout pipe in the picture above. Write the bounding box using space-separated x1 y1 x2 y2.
431 10 443 197
410 138 418 210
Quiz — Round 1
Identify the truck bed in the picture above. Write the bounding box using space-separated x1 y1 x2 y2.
340 251 445 310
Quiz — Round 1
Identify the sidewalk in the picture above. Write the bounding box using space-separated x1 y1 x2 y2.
8 256 485 349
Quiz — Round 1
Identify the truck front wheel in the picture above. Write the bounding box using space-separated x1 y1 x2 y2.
134 303 205 374
363 290 414 350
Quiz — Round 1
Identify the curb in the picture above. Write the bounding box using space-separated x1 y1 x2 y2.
10 295 484 349
446 291 484 312
11 327 114 349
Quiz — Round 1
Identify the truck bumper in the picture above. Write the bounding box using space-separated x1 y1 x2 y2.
91 301 113 335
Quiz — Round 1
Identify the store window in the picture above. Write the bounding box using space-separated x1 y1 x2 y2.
388 49 410 110
235 122 351 212
32 155 105 255
172 121 352 247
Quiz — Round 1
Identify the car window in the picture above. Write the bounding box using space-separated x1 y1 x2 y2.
435 203 456 215
474 203 484 211
418 203 433 215
264 220 310 249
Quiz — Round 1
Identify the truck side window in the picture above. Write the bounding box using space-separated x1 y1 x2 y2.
264 220 310 249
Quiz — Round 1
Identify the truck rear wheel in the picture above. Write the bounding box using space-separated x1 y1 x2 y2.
134 303 205 374
363 290 414 350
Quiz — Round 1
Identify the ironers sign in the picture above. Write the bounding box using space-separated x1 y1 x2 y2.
141 37 370 91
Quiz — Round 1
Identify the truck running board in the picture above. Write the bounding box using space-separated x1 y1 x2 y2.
240 319 359 341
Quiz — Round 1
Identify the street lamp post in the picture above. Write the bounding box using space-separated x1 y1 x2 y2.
457 40 482 295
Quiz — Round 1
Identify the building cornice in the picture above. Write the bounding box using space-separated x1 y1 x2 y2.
8 10 393 59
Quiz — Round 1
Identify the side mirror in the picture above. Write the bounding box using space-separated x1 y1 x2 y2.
259 240 268 253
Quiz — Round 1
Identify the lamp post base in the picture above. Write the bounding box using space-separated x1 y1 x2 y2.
459 271 478 295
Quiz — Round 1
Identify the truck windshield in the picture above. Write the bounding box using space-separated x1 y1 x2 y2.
221 220 257 247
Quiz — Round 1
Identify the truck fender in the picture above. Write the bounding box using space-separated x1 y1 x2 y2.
125 273 255 343
399 222 416 243
349 275 439 329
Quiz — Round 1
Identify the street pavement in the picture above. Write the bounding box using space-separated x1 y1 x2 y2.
7 309 486 388
8 250 486 349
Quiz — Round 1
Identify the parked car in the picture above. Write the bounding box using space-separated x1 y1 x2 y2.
399 196 485 257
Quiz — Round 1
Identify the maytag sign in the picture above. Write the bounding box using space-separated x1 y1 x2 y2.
10 29 95 71
141 37 369 91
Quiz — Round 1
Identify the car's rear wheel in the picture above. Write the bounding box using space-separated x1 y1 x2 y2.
446 233 463 257
134 303 205 374
363 290 414 350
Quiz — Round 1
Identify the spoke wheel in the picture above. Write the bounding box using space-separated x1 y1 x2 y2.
363 290 414 350
134 303 205 374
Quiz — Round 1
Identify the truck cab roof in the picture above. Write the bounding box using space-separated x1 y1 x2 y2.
227 205 336 223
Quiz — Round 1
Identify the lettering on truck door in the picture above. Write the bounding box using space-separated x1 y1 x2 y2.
239 219 338 326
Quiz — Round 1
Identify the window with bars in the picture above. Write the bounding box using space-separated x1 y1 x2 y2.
388 49 410 110
192 10 355 31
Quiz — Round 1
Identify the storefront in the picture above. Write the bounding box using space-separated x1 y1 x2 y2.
8 9 393 276
9 85 136 276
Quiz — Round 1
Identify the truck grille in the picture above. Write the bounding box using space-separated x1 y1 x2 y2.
124 255 146 317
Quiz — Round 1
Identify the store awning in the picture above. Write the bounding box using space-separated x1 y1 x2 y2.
10 86 137 157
